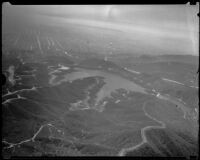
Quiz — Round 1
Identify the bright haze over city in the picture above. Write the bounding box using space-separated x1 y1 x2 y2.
3 4 199 55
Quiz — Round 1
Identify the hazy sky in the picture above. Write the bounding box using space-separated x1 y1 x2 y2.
2 3 199 55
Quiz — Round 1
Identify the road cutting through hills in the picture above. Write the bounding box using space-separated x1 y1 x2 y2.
118 101 166 156
118 89 194 156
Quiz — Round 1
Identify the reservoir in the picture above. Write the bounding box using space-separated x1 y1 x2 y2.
49 67 147 105
49 67 193 120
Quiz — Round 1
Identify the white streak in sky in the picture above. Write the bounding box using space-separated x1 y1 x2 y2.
50 37 55 46
46 37 51 47
13 34 20 46
36 35 43 54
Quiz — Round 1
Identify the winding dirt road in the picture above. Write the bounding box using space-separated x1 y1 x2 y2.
118 101 166 156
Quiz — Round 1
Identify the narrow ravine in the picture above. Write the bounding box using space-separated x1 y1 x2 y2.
2 86 38 98
2 121 64 150
3 125 46 149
